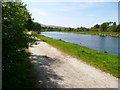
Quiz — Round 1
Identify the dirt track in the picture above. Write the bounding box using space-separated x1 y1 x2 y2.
29 40 118 88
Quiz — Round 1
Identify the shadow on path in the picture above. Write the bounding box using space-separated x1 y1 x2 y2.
30 53 64 88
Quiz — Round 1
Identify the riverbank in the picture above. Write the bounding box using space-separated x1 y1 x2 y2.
37 34 119 78
74 31 120 37
29 39 118 88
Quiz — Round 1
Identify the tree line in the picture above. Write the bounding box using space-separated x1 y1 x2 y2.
41 22 120 32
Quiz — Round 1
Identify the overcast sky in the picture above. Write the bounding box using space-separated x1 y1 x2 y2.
23 0 118 28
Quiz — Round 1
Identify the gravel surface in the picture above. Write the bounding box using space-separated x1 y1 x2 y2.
29 40 118 88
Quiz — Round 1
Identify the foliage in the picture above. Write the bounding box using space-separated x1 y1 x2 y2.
94 24 100 28
100 22 110 31
41 22 119 33
116 24 120 32
2 1 39 88
33 22 41 33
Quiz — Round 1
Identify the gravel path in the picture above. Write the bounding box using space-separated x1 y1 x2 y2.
29 40 118 88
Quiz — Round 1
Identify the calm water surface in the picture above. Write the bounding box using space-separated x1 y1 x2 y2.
41 32 119 55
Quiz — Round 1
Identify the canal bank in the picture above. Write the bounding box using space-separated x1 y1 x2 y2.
37 34 119 78
29 39 118 88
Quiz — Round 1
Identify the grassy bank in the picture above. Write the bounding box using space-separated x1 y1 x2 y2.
38 35 119 78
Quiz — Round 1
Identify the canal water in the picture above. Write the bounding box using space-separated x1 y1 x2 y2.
41 32 119 55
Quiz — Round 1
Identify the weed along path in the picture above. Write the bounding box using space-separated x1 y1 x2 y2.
29 40 118 88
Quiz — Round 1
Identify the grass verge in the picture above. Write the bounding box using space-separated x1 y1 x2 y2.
38 35 119 78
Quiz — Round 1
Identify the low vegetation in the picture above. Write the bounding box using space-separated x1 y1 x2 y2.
41 22 120 37
38 34 119 78
3 48 35 88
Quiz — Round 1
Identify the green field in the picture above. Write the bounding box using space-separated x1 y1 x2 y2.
38 34 119 78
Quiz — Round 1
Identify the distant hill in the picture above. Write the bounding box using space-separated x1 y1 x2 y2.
41 24 67 28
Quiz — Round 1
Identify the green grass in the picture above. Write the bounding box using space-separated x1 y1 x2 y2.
38 35 119 78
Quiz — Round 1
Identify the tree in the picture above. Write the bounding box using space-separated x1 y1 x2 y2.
25 17 34 31
94 24 100 28
2 1 34 87
33 22 41 33
116 24 120 32
107 22 117 32
100 22 110 31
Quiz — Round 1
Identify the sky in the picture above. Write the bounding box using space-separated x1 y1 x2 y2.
23 0 118 28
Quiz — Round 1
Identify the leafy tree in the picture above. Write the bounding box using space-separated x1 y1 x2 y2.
33 22 41 33
2 1 34 88
25 17 34 31
107 22 117 32
116 24 120 32
100 22 110 31
94 24 100 28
